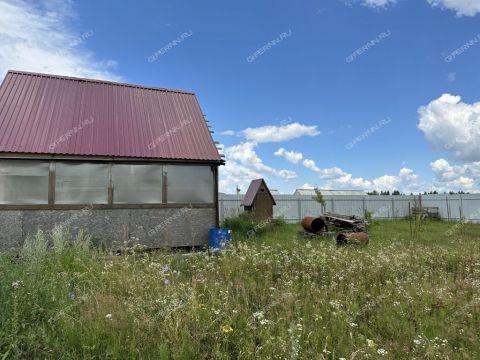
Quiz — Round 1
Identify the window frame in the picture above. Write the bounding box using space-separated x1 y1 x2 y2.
55 161 111 205
111 163 164 204
0 158 218 210
0 159 50 205
165 164 215 204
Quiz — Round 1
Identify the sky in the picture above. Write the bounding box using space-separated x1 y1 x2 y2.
1 0 480 194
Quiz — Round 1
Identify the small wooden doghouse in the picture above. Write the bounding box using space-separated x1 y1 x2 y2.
241 179 276 220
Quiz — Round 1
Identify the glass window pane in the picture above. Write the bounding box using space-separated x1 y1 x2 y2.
55 162 109 204
167 165 214 203
112 164 163 204
0 160 49 204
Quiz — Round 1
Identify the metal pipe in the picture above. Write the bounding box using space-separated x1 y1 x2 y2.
336 231 369 246
301 216 326 233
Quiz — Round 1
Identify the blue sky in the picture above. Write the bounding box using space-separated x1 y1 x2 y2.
1 0 480 194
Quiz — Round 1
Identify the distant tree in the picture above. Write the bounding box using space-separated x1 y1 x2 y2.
392 190 401 196
313 188 326 213
380 191 390 196
367 190 379 195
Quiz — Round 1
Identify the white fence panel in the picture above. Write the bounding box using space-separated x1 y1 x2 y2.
218 193 480 223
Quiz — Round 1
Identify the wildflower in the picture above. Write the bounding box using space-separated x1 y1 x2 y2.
329 300 341 310
377 348 387 356
253 311 264 320
105 314 113 320
393 301 400 306
12 280 23 290
349 322 358 327
163 264 170 273
164 279 170 285
413 339 421 345
221 325 233 333
196 303 207 310
367 339 376 348
68 292 76 300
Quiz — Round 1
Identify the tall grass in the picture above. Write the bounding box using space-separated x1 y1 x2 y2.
222 212 287 238
0 221 479 359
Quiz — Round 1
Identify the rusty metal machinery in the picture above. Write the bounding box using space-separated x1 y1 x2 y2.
301 212 369 245
301 216 326 233
336 231 369 246
323 212 366 232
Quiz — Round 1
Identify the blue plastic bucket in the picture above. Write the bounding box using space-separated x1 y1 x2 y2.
208 228 232 250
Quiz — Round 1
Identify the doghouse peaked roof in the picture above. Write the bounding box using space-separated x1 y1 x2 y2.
241 179 276 207
0 70 222 162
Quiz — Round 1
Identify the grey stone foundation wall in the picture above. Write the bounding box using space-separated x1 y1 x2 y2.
0 207 216 252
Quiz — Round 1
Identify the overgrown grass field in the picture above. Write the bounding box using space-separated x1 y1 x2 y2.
1 220 479 359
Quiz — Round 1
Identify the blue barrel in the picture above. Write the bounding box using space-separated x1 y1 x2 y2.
208 228 232 250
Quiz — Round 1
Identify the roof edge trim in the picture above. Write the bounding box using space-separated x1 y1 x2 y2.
6 70 196 95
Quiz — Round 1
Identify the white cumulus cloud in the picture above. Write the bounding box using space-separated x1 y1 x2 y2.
219 130 235 136
303 159 321 173
277 169 297 180
427 0 480 16
302 157 421 193
218 121 320 192
302 158 370 188
430 158 480 191
418 94 480 161
241 123 320 143
274 148 304 164
225 142 278 175
219 160 263 194
219 142 297 193
0 0 121 81
362 0 397 8
356 0 480 16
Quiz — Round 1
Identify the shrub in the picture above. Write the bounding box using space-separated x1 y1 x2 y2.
223 213 286 238
270 216 287 227
223 212 258 235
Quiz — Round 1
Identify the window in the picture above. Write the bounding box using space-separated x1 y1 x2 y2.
0 160 49 204
112 164 163 204
167 165 214 203
55 162 109 204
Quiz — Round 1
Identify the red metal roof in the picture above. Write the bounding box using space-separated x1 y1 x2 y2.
241 178 276 207
0 70 222 162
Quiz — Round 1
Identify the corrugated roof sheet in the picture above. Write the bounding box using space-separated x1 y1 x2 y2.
241 179 276 207
0 70 222 162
